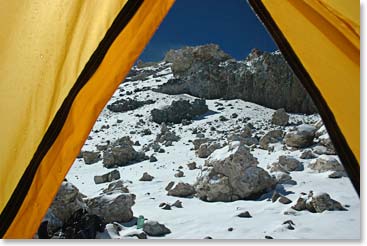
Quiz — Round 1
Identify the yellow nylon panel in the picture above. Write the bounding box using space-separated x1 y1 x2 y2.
0 0 127 215
262 0 360 163
4 0 174 238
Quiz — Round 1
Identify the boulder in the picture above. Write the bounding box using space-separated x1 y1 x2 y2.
309 155 344 173
300 149 317 159
167 182 196 197
259 129 284 149
196 142 221 158
143 220 171 236
102 180 129 194
107 98 154 113
82 151 101 164
271 108 289 126
103 136 148 168
195 142 275 202
155 123 180 145
284 124 316 148
151 99 208 124
187 161 197 170
47 181 87 225
86 193 135 223
94 170 120 184
308 193 346 213
139 172 154 181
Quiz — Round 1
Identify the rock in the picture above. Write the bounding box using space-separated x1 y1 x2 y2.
309 155 344 173
167 182 196 197
165 181 175 191
274 172 297 185
151 99 208 124
139 172 154 181
284 124 316 148
265 236 274 239
107 98 154 113
172 200 183 208
195 142 275 202
271 108 289 126
149 155 158 162
313 145 335 155
158 45 316 113
271 192 281 203
278 196 292 204
259 129 284 149
197 142 221 158
143 221 171 236
278 155 303 172
228 227 234 232
82 151 101 164
187 161 197 170
237 211 252 218
94 170 121 184
328 171 346 179
86 193 135 223
155 123 180 145
102 180 129 194
47 181 87 225
204 236 213 239
300 149 317 159
307 193 346 213
174 170 184 178
103 136 148 168
318 132 336 154
292 197 307 211
192 138 214 150
161 204 172 210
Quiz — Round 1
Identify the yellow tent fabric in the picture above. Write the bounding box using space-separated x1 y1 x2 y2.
249 0 360 193
0 0 174 238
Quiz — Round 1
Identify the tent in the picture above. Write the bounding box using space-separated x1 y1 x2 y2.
0 0 359 238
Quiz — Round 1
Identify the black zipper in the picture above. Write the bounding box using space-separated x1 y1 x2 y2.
248 0 359 196
0 0 144 237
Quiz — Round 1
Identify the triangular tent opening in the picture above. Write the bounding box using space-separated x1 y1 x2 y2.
0 0 359 239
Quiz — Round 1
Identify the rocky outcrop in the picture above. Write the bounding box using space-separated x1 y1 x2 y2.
195 142 275 202
86 193 135 223
103 136 148 168
151 99 208 124
158 45 316 113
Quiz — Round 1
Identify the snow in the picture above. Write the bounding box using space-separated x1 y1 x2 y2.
64 62 360 239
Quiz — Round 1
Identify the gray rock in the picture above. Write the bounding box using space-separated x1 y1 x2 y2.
195 142 275 202
292 197 307 211
167 182 196 197
107 98 154 113
102 180 129 194
143 220 171 236
82 151 101 164
165 181 175 191
197 142 221 158
174 170 184 178
149 155 158 162
300 149 317 159
309 155 344 173
284 124 316 148
259 129 284 149
151 99 208 124
187 161 197 170
139 172 154 181
328 171 347 179
237 211 252 218
47 181 87 225
308 193 346 213
278 196 292 204
86 193 135 223
94 170 120 184
172 200 183 208
271 108 289 126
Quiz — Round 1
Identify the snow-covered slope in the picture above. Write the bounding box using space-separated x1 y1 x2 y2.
64 61 360 239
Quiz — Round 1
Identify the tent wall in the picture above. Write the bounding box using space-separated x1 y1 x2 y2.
249 0 360 193
0 0 174 238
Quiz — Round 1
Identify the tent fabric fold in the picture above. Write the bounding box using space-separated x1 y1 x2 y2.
0 0 174 238
248 0 360 194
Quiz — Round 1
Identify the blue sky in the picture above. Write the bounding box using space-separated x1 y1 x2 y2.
139 0 277 61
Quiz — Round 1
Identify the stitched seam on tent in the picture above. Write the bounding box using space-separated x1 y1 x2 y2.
248 0 359 195
0 0 143 238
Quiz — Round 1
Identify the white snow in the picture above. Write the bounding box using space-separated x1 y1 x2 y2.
64 62 360 240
